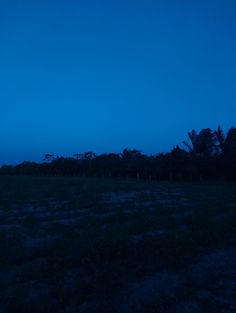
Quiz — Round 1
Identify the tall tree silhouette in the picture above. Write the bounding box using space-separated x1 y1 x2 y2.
215 126 225 153
183 128 218 156
224 127 236 158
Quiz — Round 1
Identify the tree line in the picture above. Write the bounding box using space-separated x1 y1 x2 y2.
1 126 236 181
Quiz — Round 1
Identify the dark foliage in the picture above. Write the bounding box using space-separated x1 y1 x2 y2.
1 126 236 180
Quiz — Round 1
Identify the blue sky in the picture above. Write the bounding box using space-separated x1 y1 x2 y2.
1 0 236 164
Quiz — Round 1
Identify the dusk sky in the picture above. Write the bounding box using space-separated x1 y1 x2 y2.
1 0 236 164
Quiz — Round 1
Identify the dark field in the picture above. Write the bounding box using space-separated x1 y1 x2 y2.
0 176 235 313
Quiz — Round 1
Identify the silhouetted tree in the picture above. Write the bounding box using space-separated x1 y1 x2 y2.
1 126 236 181
43 154 56 162
214 126 225 154
183 128 218 157
224 127 236 158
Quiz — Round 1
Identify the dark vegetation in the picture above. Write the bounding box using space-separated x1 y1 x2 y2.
1 126 236 180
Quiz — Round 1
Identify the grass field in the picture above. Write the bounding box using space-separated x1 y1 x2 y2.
0 176 235 313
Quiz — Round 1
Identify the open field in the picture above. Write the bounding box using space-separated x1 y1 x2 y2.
0 176 236 313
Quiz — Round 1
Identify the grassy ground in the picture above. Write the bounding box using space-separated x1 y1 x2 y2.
0 176 235 312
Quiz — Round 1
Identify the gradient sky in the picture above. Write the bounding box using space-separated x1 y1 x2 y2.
1 0 236 164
